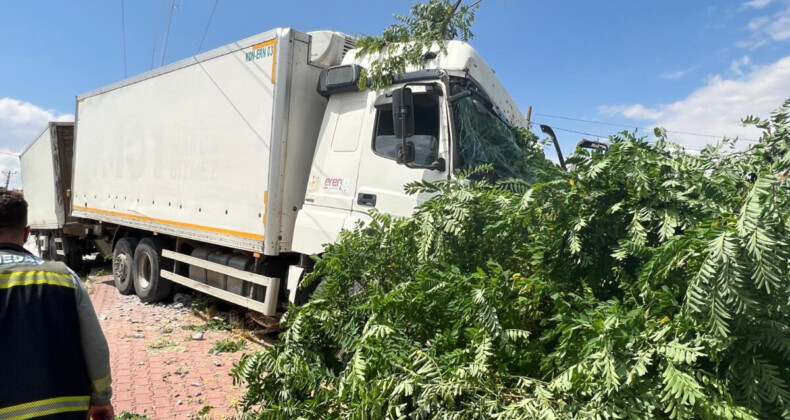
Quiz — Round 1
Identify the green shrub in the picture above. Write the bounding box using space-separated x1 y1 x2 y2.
232 102 790 419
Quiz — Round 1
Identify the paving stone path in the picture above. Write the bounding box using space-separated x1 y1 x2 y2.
88 276 264 419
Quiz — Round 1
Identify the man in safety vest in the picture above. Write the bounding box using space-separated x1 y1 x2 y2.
0 191 114 420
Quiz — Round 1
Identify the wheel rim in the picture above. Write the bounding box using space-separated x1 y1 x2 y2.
136 252 153 290
113 253 129 282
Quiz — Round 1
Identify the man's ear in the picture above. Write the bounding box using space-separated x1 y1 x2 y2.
24 226 31 243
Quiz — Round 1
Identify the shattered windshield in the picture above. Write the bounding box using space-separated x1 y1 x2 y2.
451 84 526 179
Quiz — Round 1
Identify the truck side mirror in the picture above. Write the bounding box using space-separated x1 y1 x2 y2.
392 87 414 140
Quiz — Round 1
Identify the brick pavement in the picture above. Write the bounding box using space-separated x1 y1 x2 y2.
88 276 265 419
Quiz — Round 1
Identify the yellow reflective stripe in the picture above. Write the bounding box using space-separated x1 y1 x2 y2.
0 279 75 289
0 395 89 414
0 271 74 290
0 271 71 280
5 405 88 420
92 373 112 392
0 396 90 419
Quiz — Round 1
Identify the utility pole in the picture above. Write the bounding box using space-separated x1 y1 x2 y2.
525 105 532 127
2 170 17 190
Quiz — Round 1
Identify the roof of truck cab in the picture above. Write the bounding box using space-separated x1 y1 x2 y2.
344 41 527 129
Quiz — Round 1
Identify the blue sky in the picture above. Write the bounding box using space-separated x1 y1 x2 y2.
2 0 789 187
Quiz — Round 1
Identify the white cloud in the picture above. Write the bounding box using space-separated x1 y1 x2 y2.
598 55 790 149
730 55 756 75
0 98 73 189
738 5 790 48
735 38 769 49
768 13 790 39
743 0 772 9
660 65 700 80
598 104 665 120
661 70 687 80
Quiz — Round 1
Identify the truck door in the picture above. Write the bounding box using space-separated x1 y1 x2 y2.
304 98 368 212
352 89 449 218
292 97 368 254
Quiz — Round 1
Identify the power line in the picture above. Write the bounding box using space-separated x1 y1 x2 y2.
529 121 612 140
196 0 219 54
149 0 163 70
0 151 19 157
529 121 745 154
534 112 761 143
535 113 641 130
121 0 128 78
160 0 176 67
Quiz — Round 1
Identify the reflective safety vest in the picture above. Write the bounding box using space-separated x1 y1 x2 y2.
0 248 91 419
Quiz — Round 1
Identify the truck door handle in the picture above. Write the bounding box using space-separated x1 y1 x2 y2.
357 193 377 207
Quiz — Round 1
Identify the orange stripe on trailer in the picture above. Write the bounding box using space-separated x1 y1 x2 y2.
262 191 268 226
72 205 264 241
251 39 277 84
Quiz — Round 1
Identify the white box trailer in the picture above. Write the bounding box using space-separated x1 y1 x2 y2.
72 28 342 256
23 27 533 318
19 122 79 262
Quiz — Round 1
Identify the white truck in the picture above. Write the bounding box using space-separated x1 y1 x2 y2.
21 27 528 316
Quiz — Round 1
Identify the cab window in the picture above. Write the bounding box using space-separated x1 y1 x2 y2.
372 94 440 166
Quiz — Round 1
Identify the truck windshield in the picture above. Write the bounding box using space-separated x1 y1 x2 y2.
451 85 526 178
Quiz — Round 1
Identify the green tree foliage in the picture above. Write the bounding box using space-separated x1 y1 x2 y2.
233 101 790 419
355 0 479 89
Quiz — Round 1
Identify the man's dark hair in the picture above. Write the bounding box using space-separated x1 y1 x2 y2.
0 191 28 230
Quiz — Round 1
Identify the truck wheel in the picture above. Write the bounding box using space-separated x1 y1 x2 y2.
132 237 173 303
113 237 138 295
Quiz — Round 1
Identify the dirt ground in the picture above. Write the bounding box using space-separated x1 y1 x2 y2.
87 274 268 419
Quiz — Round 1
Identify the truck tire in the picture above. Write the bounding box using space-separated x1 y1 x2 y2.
113 237 138 295
132 237 173 303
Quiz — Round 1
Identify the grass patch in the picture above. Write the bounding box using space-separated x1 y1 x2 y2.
158 325 173 334
115 412 150 420
210 339 246 354
190 405 214 419
146 338 185 355
182 318 231 333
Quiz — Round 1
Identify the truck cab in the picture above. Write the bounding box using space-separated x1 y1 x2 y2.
293 41 528 255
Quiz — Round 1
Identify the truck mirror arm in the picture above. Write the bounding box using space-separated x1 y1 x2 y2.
427 157 446 172
540 124 567 171
402 157 446 172
448 90 471 103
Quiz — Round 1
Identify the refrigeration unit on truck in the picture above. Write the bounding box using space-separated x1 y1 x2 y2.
21 27 529 316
